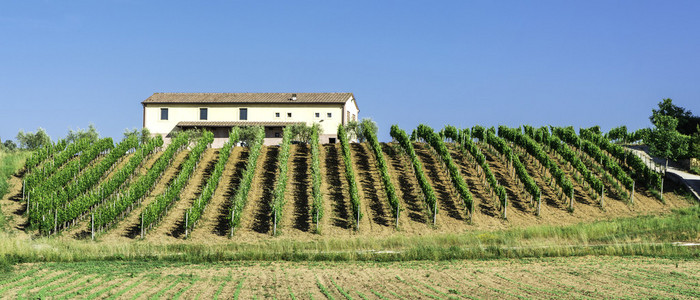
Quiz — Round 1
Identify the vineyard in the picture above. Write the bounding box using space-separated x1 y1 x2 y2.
2 124 693 242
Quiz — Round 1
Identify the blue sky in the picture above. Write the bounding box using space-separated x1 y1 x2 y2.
1 1 699 142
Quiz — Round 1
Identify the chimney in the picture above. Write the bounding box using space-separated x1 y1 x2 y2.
291 93 297 101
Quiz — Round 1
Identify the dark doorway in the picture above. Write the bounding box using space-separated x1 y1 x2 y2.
329 138 336 144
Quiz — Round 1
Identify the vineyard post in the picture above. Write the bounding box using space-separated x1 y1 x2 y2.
185 212 189 238
230 209 235 238
356 205 360 231
569 190 574 211
140 211 144 239
433 199 437 226
503 194 507 219
273 212 277 236
630 181 635 204
536 194 541 216
54 210 57 235
91 213 94 241
395 204 399 229
22 180 25 202
600 184 604 208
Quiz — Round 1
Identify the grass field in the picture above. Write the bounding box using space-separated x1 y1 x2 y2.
1 256 699 299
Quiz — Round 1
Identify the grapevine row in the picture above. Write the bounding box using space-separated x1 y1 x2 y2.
457 126 507 216
228 126 265 236
416 124 474 219
24 140 67 174
485 127 542 215
390 125 437 223
185 129 238 235
310 125 323 232
499 126 576 209
552 127 633 200
141 131 213 233
271 127 293 235
364 124 400 225
25 138 93 189
580 128 662 197
88 135 172 231
338 124 362 229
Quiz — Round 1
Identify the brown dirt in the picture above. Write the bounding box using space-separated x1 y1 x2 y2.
144 148 220 241
188 146 248 241
5 257 700 299
319 143 353 236
235 145 279 241
412 142 469 230
350 142 394 234
279 144 313 236
381 142 432 233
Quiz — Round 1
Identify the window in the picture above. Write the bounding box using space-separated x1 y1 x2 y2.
275 132 280 137
315 112 320 118
275 112 280 118
200 108 208 120
287 112 292 118
240 108 247 120
327 112 332 118
160 108 168 120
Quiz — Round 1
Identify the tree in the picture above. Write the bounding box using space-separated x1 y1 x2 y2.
344 120 360 141
3 140 17 151
343 118 377 143
16 128 51 150
645 114 689 165
66 124 99 143
650 98 700 135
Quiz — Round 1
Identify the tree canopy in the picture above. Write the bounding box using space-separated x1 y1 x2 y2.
16 128 51 150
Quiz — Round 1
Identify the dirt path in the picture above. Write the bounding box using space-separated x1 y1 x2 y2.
99 150 188 241
350 143 393 234
381 142 430 233
279 144 313 237
145 148 219 241
319 143 352 236
236 146 279 240
188 146 248 241
412 142 467 229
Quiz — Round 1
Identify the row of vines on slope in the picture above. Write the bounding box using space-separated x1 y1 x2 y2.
338 124 362 230
483 126 542 216
499 126 576 210
24 140 67 174
390 125 437 224
457 126 507 217
580 128 663 199
28 138 114 220
88 135 175 232
417 124 474 219
364 125 401 226
271 127 293 235
552 127 634 202
141 131 213 235
25 138 93 191
310 125 323 232
184 129 239 236
228 126 265 236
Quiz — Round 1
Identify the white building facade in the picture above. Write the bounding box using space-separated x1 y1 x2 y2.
142 93 359 146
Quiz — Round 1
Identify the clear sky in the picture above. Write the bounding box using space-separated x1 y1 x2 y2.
1 1 699 143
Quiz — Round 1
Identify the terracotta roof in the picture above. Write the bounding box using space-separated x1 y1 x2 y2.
143 93 354 105
176 121 304 127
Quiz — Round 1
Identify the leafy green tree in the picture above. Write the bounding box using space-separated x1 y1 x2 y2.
344 120 360 141
3 140 17 151
645 115 689 166
343 118 377 143
16 128 51 150
66 124 99 143
651 98 700 135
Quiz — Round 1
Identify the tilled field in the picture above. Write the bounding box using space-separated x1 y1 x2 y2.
1 256 698 299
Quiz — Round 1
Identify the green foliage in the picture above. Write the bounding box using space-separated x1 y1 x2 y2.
123 127 153 145
364 124 400 220
23 140 67 174
2 140 17 151
185 129 239 232
0 150 31 200
272 127 293 234
338 124 362 227
417 124 473 217
66 124 99 144
650 98 700 136
16 128 51 150
344 118 378 143
87 135 169 230
288 123 321 143
310 126 323 230
645 115 689 161
552 126 633 199
229 126 265 233
581 128 662 193
466 125 507 213
142 131 214 232
490 126 541 203
390 125 437 218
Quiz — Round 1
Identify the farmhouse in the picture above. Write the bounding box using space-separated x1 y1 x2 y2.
142 92 359 147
